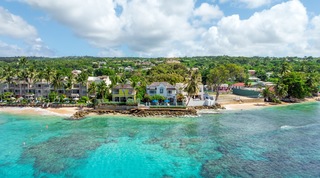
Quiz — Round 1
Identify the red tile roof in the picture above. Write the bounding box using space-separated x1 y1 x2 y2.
232 83 245 87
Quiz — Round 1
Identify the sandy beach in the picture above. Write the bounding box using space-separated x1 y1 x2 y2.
0 107 80 117
222 98 319 111
0 98 318 117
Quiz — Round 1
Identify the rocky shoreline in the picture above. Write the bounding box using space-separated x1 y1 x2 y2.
68 108 200 120
68 104 226 120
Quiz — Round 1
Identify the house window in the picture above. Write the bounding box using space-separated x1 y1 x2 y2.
149 90 156 94
168 90 172 94
160 88 164 94
113 89 119 94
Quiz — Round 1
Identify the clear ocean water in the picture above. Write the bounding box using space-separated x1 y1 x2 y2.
0 102 320 178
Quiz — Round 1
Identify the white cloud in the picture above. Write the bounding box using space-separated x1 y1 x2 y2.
194 3 224 23
305 15 320 55
0 6 53 56
219 0 271 8
5 0 319 57
201 0 311 56
239 0 271 8
0 7 37 40
22 0 198 56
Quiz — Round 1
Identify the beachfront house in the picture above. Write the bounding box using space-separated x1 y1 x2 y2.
146 82 177 103
112 84 136 102
175 83 204 100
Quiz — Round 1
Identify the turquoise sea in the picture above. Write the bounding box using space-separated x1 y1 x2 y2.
0 102 320 177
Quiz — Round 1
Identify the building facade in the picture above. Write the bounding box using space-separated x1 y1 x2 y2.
146 82 176 102
112 84 136 102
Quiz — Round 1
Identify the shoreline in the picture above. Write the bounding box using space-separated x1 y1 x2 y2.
0 98 318 118
221 97 319 111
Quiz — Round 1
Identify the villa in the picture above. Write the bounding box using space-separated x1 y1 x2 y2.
112 84 136 102
146 82 177 103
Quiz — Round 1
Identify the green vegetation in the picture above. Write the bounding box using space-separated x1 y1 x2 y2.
0 56 319 104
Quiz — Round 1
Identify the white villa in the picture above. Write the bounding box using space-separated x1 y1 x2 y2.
146 82 177 102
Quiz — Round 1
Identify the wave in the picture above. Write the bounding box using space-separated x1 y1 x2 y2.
280 123 319 130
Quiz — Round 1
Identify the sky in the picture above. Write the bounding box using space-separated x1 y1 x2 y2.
0 0 320 57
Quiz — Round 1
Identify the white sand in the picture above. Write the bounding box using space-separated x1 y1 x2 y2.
0 107 79 117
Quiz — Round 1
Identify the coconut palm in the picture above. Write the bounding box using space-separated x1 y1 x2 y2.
43 67 55 84
76 72 88 96
275 83 288 100
185 70 202 105
64 74 74 96
26 66 38 94
17 57 28 69
51 72 64 92
2 66 15 93
97 81 108 99
88 82 97 97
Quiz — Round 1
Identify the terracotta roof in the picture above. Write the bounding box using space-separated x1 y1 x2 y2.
232 83 245 87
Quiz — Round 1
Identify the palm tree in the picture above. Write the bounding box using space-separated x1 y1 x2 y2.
3 66 15 93
97 81 108 99
18 57 28 69
275 83 288 100
262 86 273 102
185 70 201 105
26 66 38 94
51 72 64 93
64 74 74 96
76 72 88 96
43 67 55 84
88 82 97 97
280 61 292 76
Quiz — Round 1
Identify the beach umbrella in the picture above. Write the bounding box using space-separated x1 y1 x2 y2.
164 99 169 103
73 97 79 101
152 100 158 103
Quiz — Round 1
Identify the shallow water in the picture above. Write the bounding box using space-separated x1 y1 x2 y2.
1 102 320 177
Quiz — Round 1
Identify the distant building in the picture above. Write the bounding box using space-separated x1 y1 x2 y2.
0 74 112 99
71 70 82 76
87 76 111 86
248 70 256 76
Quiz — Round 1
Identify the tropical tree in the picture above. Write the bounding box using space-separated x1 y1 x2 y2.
279 61 292 76
97 81 108 99
305 73 320 96
275 82 288 100
282 72 307 99
43 67 55 84
26 66 38 94
64 73 74 96
18 57 28 69
207 64 244 101
185 70 201 105
51 72 64 92
88 82 97 97
2 66 15 93
76 72 88 96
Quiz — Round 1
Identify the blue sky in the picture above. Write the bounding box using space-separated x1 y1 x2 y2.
0 0 319 57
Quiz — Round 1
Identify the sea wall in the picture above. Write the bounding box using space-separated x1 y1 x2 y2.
69 108 198 120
